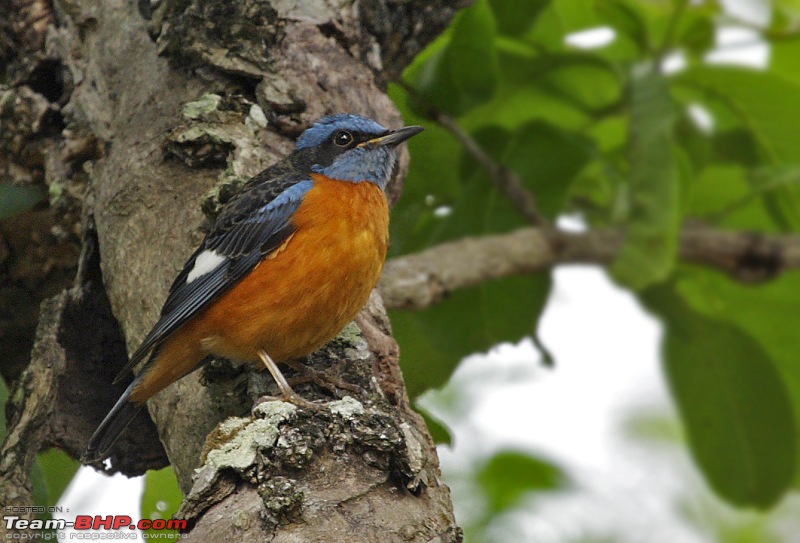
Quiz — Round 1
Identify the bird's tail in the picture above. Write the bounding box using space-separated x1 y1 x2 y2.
83 379 144 463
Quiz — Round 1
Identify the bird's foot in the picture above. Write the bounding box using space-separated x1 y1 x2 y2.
255 350 325 411
285 360 363 397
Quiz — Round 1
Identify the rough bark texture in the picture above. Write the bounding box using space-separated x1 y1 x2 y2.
1 0 465 540
0 232 168 505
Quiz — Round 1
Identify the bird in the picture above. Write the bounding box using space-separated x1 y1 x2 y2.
84 113 423 462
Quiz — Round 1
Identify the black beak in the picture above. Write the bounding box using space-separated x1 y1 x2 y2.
363 125 425 148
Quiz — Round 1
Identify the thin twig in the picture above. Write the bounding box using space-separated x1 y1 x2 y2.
398 80 550 227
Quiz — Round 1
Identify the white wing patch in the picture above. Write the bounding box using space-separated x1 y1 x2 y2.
186 250 227 283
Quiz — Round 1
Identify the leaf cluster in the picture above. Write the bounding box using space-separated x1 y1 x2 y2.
390 0 800 512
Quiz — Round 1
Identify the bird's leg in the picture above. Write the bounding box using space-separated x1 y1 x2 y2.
285 359 363 396
258 349 294 397
257 349 321 411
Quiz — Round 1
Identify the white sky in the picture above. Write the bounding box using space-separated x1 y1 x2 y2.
423 265 707 543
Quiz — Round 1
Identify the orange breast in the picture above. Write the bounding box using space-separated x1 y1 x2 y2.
192 173 389 363
130 175 390 404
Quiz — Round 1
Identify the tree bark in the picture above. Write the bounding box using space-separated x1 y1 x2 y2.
1 0 465 540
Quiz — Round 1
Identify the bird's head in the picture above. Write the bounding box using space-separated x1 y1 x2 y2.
292 114 423 191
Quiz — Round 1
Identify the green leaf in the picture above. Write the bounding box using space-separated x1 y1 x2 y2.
611 63 680 289
413 0 498 116
679 67 800 165
643 284 796 508
30 461 50 511
689 165 789 232
387 100 462 256
37 448 80 507
141 467 183 535
710 129 760 168
674 268 800 484
779 0 800 13
463 82 591 133
677 11 715 56
625 411 684 445
771 39 800 85
391 121 591 396
476 450 565 513
528 0 602 49
488 0 550 36
587 114 627 155
689 166 753 223
505 120 594 218
536 54 623 114
0 184 45 220
675 114 711 172
752 166 800 231
418 408 452 445
391 271 552 399
478 51 621 134
597 0 650 52
391 127 553 397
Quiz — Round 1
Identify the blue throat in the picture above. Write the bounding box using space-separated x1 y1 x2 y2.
311 146 396 190
295 113 399 191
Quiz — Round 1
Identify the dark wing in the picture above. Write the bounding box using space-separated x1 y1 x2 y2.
114 173 314 382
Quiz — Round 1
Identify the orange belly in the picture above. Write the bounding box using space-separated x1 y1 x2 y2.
131 174 389 403
197 174 389 361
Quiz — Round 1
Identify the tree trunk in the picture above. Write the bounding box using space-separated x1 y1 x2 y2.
0 0 465 540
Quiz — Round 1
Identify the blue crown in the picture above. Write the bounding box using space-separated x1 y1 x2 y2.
295 114 388 150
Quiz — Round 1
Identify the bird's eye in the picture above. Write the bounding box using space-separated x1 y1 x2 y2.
333 130 353 147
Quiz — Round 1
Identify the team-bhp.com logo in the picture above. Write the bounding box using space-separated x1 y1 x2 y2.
4 507 187 539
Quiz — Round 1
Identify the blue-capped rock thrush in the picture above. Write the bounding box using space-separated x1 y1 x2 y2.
85 113 423 461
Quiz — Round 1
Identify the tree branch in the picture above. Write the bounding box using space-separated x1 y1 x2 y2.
397 81 549 227
379 226 800 310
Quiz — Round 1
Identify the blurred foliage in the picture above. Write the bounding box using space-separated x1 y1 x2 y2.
388 0 800 524
35 449 80 510
626 410 800 543
0 184 45 220
476 450 565 514
140 466 182 536
644 283 795 507
0 376 79 522
452 448 566 542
